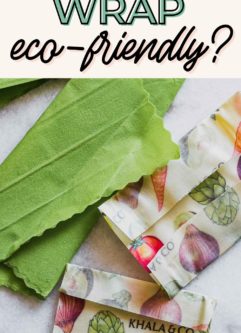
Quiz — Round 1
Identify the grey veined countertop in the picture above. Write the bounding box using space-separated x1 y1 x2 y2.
0 79 241 333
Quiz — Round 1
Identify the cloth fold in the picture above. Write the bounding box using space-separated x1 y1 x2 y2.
100 93 241 240
0 79 183 297
100 92 241 295
54 264 216 332
150 176 241 295
0 79 47 108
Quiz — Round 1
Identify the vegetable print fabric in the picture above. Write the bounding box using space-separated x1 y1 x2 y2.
53 264 216 332
53 295 207 333
99 92 241 294
99 92 241 241
150 177 241 296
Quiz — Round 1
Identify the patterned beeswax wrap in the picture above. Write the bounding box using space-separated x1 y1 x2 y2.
99 93 241 295
52 264 216 333
100 92 241 241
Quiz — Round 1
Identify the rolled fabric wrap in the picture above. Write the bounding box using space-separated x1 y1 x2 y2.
100 92 241 240
56 264 216 332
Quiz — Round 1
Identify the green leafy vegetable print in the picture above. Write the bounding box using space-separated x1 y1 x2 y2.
189 171 226 205
88 311 125 333
204 187 240 225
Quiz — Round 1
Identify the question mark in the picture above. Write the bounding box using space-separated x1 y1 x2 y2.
211 24 234 63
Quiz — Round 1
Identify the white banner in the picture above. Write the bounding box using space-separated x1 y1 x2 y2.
0 0 240 77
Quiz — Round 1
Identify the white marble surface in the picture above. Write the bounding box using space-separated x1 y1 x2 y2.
0 79 241 333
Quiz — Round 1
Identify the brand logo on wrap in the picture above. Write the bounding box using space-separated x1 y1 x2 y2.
129 319 195 333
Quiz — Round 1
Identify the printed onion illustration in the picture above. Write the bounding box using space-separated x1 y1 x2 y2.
55 293 85 333
129 235 163 272
237 155 241 180
115 177 143 209
140 289 182 325
179 224 220 273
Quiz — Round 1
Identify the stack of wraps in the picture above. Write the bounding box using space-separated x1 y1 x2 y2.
52 92 241 333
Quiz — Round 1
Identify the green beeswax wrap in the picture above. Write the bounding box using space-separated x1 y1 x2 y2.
0 79 47 108
6 203 101 298
0 79 183 297
0 265 33 296
0 79 179 262
143 79 184 117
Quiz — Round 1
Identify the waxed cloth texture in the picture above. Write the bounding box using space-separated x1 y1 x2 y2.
0 78 183 297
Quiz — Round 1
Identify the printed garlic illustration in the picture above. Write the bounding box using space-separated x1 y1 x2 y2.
140 289 182 325
180 124 214 168
115 177 143 209
65 267 94 298
179 134 189 164
179 224 220 273
101 289 132 310
55 293 85 333
151 166 168 211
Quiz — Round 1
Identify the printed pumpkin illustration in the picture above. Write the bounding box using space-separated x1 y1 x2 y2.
151 166 168 211
140 289 182 325
115 177 143 209
129 235 163 272
55 293 85 333
179 224 220 273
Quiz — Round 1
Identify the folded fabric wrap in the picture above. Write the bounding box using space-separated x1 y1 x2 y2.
100 93 241 240
150 173 241 295
0 78 183 298
99 92 241 294
52 264 216 332
0 79 47 108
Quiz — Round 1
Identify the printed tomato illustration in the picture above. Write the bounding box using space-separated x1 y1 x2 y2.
129 235 163 272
